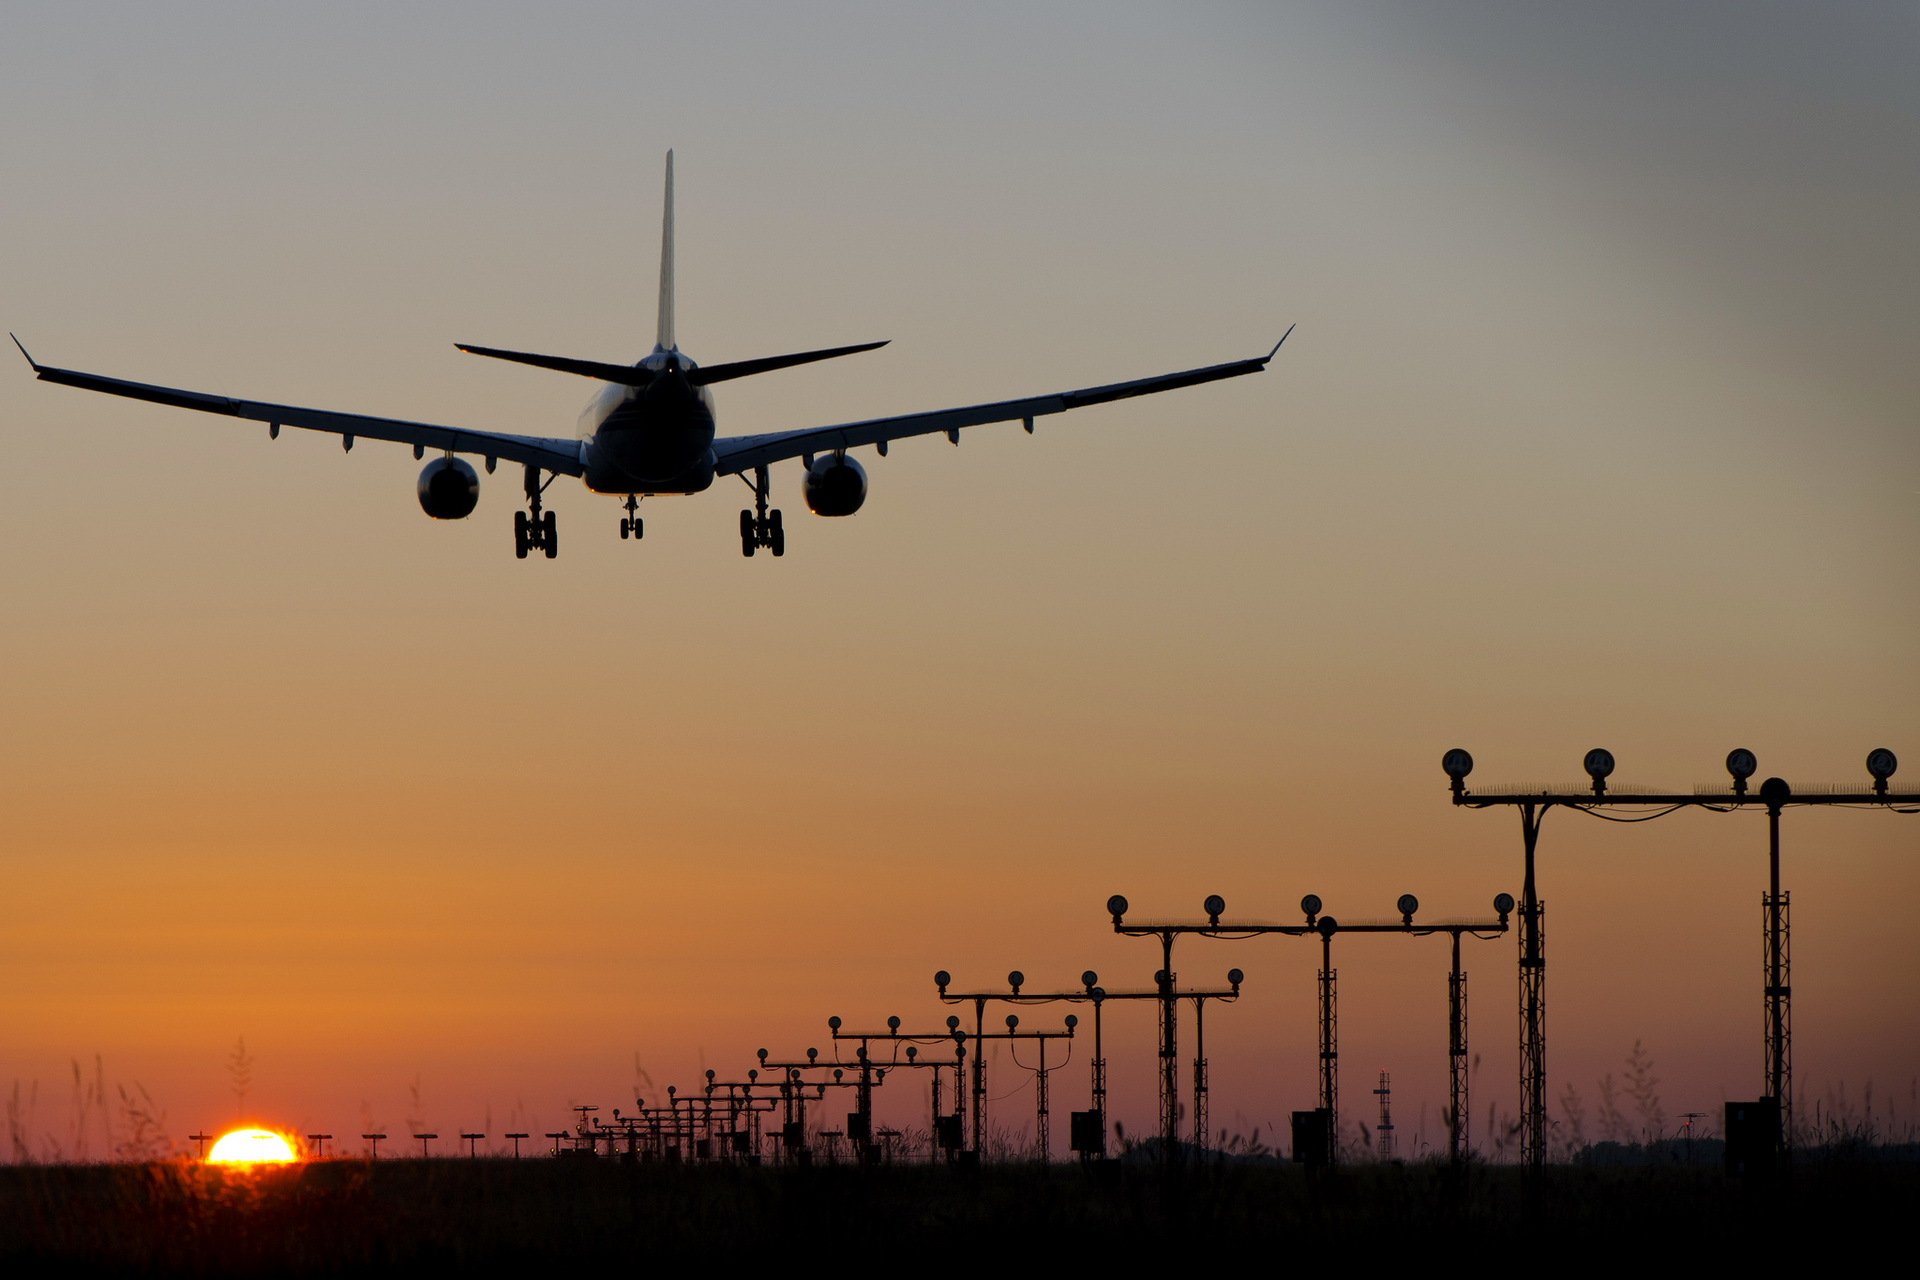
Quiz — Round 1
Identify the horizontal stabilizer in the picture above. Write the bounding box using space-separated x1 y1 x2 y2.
454 339 889 388
454 344 654 388
687 340 888 386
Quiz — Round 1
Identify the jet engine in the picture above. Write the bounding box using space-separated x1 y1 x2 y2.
417 456 480 519
802 454 867 517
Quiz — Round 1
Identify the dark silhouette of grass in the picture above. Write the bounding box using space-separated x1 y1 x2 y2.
1 1155 1914 1270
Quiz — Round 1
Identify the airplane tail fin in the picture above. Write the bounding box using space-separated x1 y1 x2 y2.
656 150 675 352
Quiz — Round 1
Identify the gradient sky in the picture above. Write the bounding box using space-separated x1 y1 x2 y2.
2 1 1914 1158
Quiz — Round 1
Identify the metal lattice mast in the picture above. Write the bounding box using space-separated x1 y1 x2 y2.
1034 1048 1051 1162
1519 895 1546 1168
929 1058 943 1157
1157 935 1179 1152
1192 995 1210 1152
1448 932 1470 1165
1762 777 1793 1148
1516 802 1547 1170
1318 923 1338 1158
1374 1070 1393 1159
1086 973 1108 1160
1765 886 1792 1144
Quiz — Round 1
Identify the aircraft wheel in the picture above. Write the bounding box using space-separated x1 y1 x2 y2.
514 511 529 559
542 510 558 559
770 525 785 557
740 510 755 540
769 508 783 535
620 519 630 539
741 530 756 558
633 517 643 540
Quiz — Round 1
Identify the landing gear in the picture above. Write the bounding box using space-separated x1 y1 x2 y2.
738 465 785 558
620 494 644 541
515 464 558 559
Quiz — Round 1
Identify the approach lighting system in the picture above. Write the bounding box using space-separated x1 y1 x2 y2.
1204 895 1226 924
1442 748 1474 794
1494 892 1516 921
1446 742 1914 1170
1300 894 1322 921
1106 895 1129 923
1397 894 1420 923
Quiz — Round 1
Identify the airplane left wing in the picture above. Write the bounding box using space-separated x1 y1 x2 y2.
711 330 1290 476
13 337 586 476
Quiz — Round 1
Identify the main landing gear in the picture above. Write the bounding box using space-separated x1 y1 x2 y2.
619 494 644 541
739 465 784 557
514 464 558 559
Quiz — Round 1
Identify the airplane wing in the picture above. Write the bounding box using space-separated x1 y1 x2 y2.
710 330 1290 476
12 337 586 476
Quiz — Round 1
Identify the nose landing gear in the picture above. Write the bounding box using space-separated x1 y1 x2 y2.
739 465 784 557
619 494 644 541
514 464 558 559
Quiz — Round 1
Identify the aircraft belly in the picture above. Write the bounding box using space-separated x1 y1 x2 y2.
584 420 715 494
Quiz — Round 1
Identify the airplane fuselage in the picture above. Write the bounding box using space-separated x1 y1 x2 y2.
579 347 717 495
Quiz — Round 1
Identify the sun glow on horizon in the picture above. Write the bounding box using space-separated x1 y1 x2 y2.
206 1128 299 1165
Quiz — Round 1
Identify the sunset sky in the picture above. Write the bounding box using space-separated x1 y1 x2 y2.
2 1 1914 1159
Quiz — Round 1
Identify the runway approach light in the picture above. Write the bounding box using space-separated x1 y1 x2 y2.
1584 748 1616 794
1727 748 1758 795
1442 748 1474 794
1867 748 1898 795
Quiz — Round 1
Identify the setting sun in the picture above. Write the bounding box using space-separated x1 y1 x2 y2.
206 1128 299 1165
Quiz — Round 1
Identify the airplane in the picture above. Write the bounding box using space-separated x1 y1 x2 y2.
14 152 1289 560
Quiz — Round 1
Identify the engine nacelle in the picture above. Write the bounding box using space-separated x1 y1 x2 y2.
802 454 867 517
417 456 480 519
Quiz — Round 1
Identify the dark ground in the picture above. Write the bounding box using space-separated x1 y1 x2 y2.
1 1155 1908 1273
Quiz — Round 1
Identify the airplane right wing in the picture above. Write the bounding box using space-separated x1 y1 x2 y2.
710 330 1290 476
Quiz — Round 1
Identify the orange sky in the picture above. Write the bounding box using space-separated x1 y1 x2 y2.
1 2 1915 1158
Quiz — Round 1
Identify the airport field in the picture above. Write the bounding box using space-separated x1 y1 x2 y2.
2 1153 1912 1271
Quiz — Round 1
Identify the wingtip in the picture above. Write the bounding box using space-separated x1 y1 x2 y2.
1266 324 1296 362
10 332 39 371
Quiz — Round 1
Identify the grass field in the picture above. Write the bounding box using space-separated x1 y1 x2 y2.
2 1154 1910 1271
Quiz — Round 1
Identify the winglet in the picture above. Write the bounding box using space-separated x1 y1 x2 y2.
10 332 40 371
1265 324 1295 362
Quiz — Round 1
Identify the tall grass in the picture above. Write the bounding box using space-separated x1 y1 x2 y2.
2 1156 1915 1269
